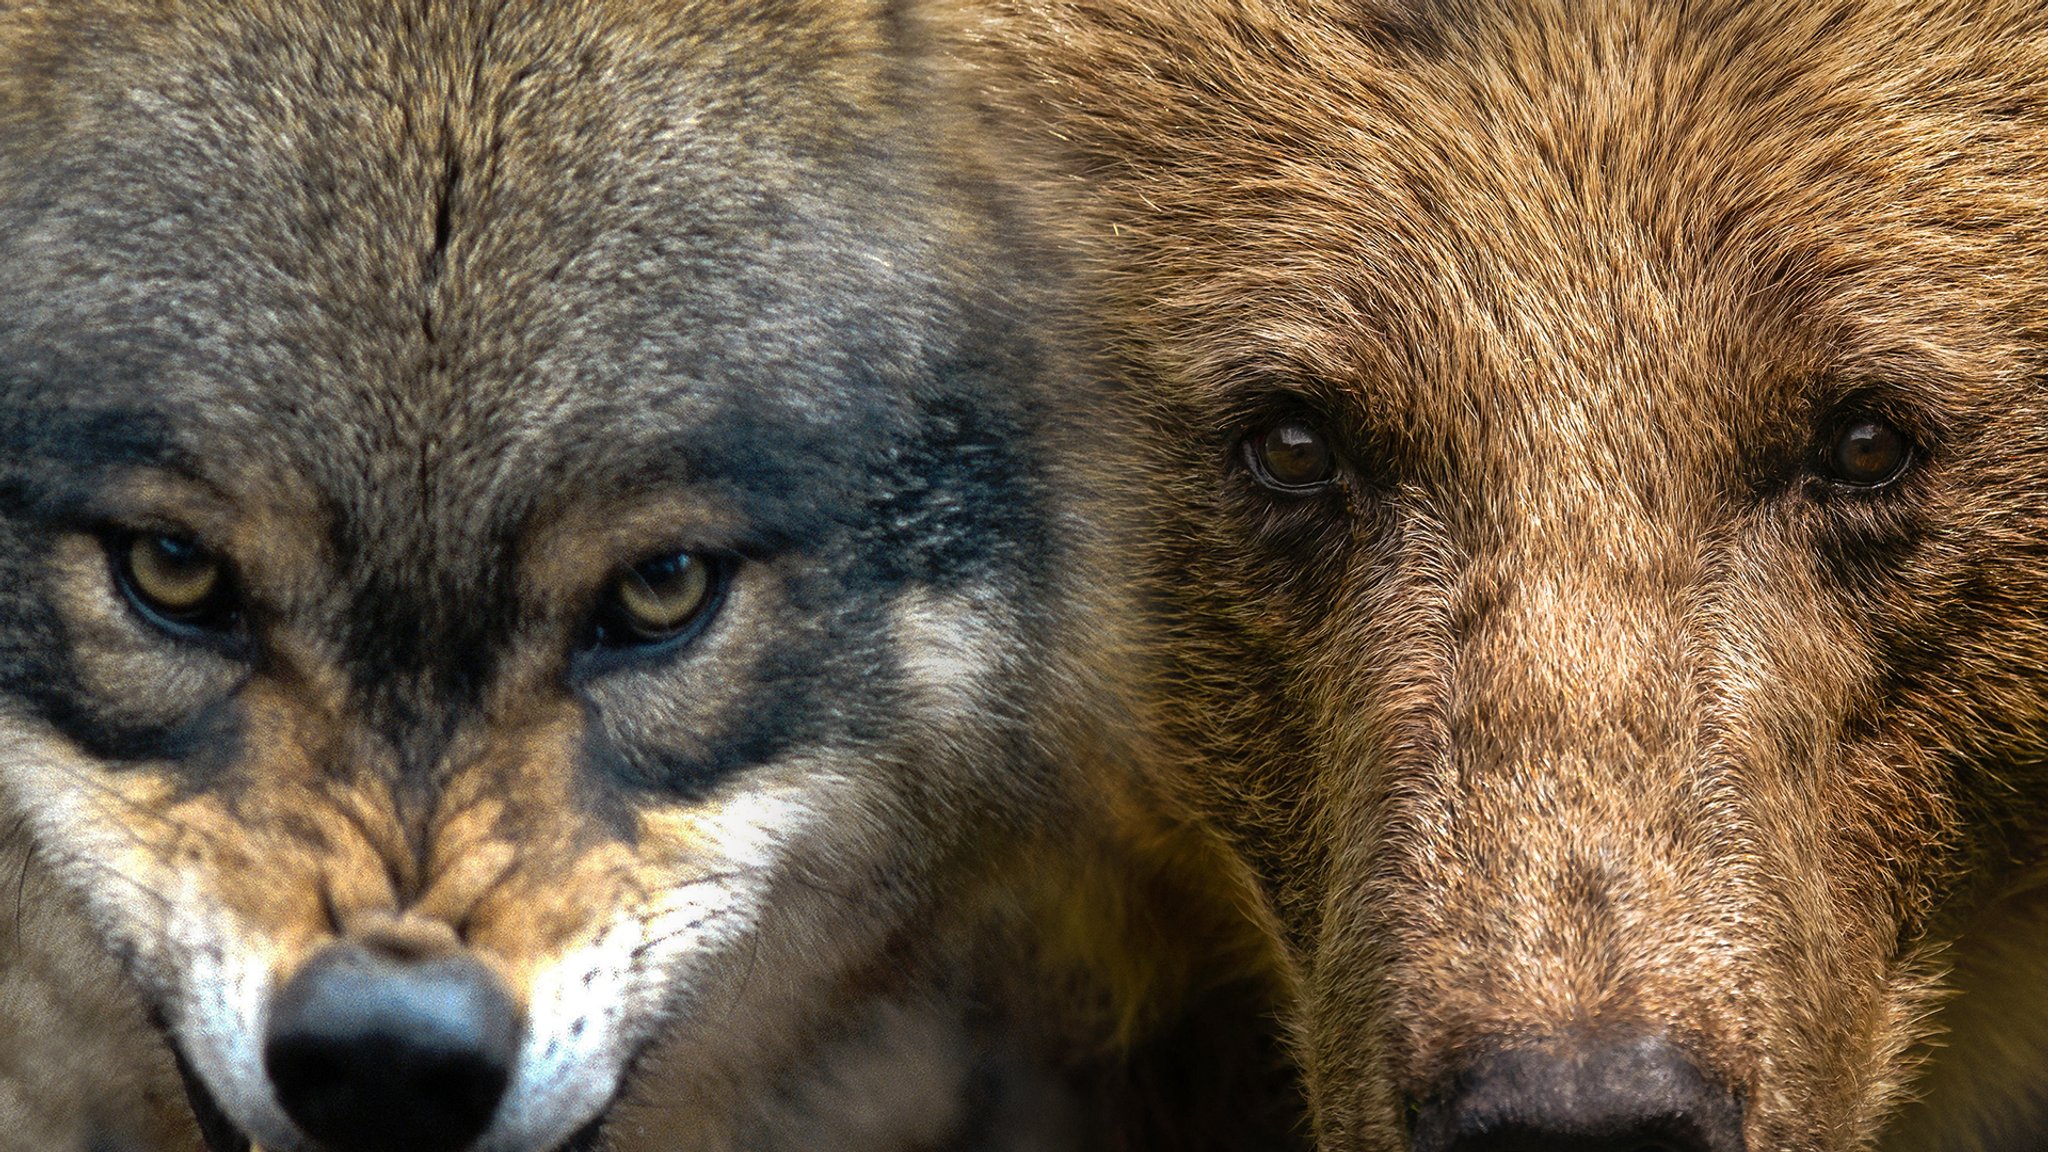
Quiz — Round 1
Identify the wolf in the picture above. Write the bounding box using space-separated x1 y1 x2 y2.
0 2 1293 1150
971 0 2048 1149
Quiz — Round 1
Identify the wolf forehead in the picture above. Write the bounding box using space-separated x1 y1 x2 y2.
0 0 1060 765
0 0 1055 576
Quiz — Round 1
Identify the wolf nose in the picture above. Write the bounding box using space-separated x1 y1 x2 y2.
1410 1034 1744 1152
263 942 521 1152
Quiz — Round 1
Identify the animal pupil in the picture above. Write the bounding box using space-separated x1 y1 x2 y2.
1251 420 1335 490
122 533 227 623
1829 416 1910 486
607 551 713 644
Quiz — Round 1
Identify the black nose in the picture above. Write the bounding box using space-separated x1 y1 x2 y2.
1410 1034 1744 1152
263 943 522 1152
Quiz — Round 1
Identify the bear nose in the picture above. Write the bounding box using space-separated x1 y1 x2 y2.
1410 1034 1744 1152
263 942 522 1152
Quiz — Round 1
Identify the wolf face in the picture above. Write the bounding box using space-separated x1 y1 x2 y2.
977 0 2048 1149
0 3 1108 1150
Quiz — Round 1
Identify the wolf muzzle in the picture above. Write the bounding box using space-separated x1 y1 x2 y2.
260 943 521 1152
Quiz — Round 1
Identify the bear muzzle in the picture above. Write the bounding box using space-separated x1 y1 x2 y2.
1409 1033 1744 1152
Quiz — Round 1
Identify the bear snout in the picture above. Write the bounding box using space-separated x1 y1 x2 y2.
1409 1034 1744 1152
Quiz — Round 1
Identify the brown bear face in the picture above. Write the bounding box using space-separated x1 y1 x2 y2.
979 0 2048 1148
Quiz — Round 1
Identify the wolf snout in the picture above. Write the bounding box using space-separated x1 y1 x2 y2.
1409 1034 1744 1152
263 942 523 1152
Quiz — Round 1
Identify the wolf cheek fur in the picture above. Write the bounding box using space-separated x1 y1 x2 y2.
972 1 2048 1150
0 2 1291 1151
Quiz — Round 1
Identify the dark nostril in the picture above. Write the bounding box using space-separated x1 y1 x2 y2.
1410 1034 1744 1152
263 942 522 1152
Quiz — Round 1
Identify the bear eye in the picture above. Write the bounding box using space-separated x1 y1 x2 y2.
1825 415 1912 487
116 532 236 633
595 551 720 648
1246 419 1337 491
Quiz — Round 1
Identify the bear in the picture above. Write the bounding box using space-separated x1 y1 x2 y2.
967 0 2048 1148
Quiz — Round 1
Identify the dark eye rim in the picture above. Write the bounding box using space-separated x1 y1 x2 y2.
584 551 732 662
1240 419 1342 494
1819 410 1918 490
105 530 245 643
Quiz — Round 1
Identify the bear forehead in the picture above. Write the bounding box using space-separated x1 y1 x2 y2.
1101 0 2048 435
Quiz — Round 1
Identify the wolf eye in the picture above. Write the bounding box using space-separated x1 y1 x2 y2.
1246 420 1337 491
595 551 719 648
115 532 236 632
1825 415 1912 487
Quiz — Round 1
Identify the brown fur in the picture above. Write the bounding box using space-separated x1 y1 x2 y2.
1 828 200 1152
966 1 2048 1148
